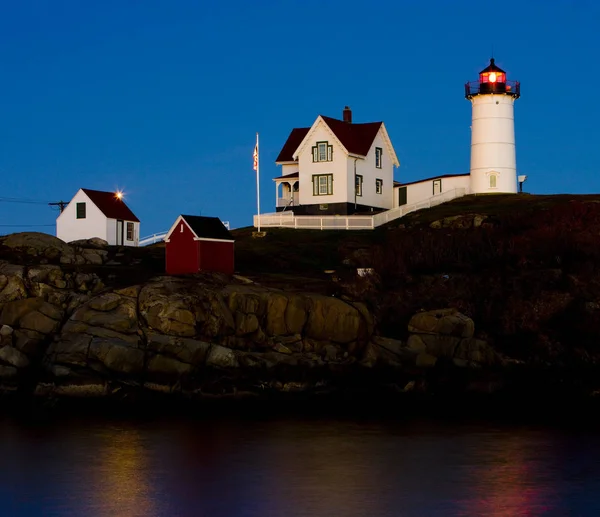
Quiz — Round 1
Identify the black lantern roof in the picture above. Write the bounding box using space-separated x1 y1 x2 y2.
479 58 506 75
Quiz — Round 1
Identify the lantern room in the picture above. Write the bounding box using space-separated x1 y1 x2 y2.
465 58 520 99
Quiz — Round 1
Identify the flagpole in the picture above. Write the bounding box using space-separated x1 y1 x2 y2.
256 132 261 232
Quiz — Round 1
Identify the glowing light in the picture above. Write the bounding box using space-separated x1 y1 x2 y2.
489 72 497 83
115 190 124 200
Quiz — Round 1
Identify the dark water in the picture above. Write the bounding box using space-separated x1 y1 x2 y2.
1 412 599 517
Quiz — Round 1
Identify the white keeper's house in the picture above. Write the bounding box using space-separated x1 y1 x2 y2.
56 188 140 246
256 57 523 230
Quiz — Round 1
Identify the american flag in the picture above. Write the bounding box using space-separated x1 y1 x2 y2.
253 143 258 171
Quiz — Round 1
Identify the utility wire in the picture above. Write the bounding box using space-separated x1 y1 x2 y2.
0 196 49 205
0 224 54 227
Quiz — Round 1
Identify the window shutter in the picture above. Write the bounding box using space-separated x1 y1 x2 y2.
312 147 318 162
327 146 332 161
313 177 318 196
328 175 333 195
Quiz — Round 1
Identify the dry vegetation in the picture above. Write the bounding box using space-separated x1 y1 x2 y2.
232 194 600 365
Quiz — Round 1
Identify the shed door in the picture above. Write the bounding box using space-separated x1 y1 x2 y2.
116 220 124 246
398 187 407 206
433 179 442 196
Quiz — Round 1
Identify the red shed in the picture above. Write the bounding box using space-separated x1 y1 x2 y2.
165 215 234 275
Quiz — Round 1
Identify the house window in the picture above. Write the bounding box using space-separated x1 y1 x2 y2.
126 222 134 241
490 175 497 188
355 175 363 197
313 174 333 195
319 204 328 211
376 178 383 194
375 147 383 169
76 202 86 219
312 141 333 162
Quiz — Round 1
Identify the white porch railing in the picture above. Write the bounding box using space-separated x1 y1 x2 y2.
253 188 467 230
139 231 168 246
372 187 467 226
276 193 299 208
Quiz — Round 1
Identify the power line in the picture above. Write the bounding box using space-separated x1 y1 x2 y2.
0 224 54 227
0 196 49 205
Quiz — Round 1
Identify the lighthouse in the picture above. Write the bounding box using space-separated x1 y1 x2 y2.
465 58 520 194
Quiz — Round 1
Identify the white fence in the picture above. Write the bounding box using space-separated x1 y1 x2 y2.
253 188 467 230
138 231 168 246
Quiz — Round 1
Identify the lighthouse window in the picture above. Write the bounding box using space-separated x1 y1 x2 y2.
312 141 333 162
376 179 383 194
490 175 497 188
375 147 383 168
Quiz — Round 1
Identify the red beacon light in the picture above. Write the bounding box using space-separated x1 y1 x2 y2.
465 58 520 99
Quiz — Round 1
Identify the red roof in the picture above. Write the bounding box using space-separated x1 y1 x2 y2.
276 127 310 162
82 189 140 222
276 116 383 162
320 116 382 156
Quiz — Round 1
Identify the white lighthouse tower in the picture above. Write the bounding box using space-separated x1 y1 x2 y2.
465 58 520 194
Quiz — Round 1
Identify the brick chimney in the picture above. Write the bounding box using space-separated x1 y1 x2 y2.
343 106 352 123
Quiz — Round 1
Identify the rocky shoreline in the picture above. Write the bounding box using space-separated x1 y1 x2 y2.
2 231 600 411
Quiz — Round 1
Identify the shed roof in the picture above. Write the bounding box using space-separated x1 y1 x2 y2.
82 189 140 222
181 215 233 241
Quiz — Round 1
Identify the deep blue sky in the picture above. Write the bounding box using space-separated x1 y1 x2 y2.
1 1 599 235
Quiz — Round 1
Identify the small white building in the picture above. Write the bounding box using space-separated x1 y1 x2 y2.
56 188 140 246
393 174 471 208
274 107 399 215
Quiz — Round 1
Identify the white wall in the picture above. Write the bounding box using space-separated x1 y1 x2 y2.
297 120 348 206
346 130 394 210
280 163 298 176
56 190 108 243
470 94 517 194
394 175 471 207
106 219 140 246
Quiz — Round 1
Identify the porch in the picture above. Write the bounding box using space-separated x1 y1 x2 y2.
274 173 299 211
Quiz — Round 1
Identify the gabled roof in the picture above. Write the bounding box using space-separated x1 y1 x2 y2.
82 188 139 222
320 116 383 156
276 117 384 162
276 128 310 162
165 215 233 242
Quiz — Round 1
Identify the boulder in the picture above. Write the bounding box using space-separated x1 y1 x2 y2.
305 295 364 344
69 238 108 249
206 344 238 369
146 332 211 365
0 263 27 302
408 308 474 338
70 295 138 334
0 346 29 368
87 338 145 375
0 232 72 261
0 298 63 336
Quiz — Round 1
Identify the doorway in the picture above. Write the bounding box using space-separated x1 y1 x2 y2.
398 187 407 206
116 220 124 246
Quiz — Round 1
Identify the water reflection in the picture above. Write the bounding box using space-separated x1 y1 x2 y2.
0 416 600 516
83 427 158 517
